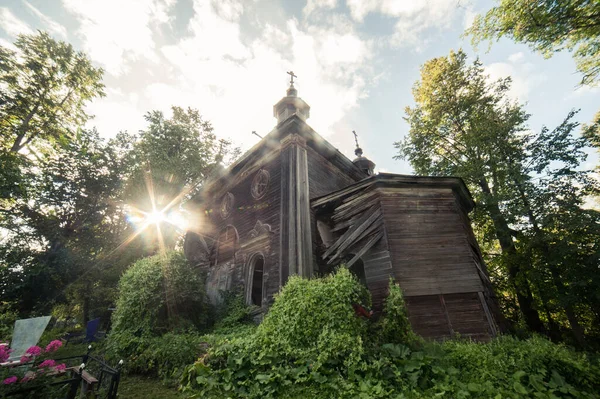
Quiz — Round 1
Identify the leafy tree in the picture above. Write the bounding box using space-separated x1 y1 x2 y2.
0 32 104 153
466 0 600 86
121 107 238 251
0 129 128 320
396 50 600 345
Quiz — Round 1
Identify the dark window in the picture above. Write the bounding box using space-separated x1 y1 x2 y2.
349 259 367 286
251 256 264 306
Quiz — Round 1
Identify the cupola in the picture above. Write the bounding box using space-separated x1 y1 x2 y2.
273 71 310 124
352 130 375 176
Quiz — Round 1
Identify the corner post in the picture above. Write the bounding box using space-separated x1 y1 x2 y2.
280 133 313 285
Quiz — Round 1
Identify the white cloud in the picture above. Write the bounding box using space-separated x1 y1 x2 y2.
346 0 461 48
485 60 546 102
304 0 337 16
86 88 146 137
0 8 33 37
508 52 524 63
147 0 373 151
62 0 175 75
23 1 67 38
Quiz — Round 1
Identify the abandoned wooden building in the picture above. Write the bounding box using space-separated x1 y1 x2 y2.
184 76 500 341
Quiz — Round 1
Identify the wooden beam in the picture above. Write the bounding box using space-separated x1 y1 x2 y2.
346 231 384 267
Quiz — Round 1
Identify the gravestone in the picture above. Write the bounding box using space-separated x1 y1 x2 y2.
8 316 51 361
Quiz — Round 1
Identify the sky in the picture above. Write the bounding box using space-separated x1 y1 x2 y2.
1 0 599 174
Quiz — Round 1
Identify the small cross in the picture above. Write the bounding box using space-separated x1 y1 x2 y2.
352 130 360 148
287 70 297 85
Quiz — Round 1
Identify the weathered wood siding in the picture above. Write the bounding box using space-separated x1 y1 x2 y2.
405 293 492 340
379 186 484 297
306 146 357 200
205 154 282 305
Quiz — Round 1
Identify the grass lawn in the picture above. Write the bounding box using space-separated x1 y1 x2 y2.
118 375 184 399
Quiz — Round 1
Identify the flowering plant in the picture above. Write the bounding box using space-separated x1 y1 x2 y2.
0 346 11 363
1 341 69 396
45 340 62 353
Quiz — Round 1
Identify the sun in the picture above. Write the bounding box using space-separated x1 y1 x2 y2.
146 210 166 225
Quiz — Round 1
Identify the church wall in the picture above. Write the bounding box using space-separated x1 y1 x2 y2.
378 186 493 340
205 155 282 306
379 186 484 296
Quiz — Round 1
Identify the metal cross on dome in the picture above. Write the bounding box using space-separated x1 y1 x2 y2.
287 70 297 85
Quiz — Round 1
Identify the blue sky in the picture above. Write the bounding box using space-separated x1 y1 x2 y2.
1 0 598 174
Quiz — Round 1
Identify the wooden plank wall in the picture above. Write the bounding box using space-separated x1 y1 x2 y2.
205 156 282 303
379 187 484 297
405 293 492 340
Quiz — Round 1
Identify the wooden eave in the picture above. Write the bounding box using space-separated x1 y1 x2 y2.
311 173 475 213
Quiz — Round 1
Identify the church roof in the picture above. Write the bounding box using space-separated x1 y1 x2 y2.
311 172 475 212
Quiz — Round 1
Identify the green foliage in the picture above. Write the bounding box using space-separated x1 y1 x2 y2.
212 291 254 330
110 332 209 380
466 0 600 86
179 269 600 398
0 31 105 153
257 268 370 368
110 251 210 336
377 279 419 345
0 302 18 340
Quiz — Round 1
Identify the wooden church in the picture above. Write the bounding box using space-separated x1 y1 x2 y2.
184 75 500 341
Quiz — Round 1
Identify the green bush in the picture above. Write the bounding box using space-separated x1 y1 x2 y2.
256 267 370 369
106 251 212 380
376 278 419 345
110 251 210 336
179 269 600 399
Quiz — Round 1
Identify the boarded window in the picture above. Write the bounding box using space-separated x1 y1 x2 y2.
348 259 367 287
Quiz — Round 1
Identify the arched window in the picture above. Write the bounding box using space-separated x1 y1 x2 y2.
247 254 265 306
215 226 238 266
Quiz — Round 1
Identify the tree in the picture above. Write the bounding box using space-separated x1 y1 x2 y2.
466 0 600 86
0 129 128 319
396 50 600 345
0 32 104 153
121 106 238 252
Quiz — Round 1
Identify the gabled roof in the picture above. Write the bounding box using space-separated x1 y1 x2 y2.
200 114 367 197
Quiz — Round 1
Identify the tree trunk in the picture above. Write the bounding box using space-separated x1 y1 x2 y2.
478 178 545 333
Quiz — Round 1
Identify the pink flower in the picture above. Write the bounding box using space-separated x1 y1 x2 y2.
20 355 31 363
0 346 12 363
38 359 56 368
45 340 62 353
25 346 42 357
2 376 18 385
54 363 67 372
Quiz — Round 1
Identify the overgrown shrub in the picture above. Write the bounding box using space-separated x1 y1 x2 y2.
110 251 210 336
106 251 212 379
376 278 419 345
180 269 600 398
256 267 370 368
212 291 254 330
